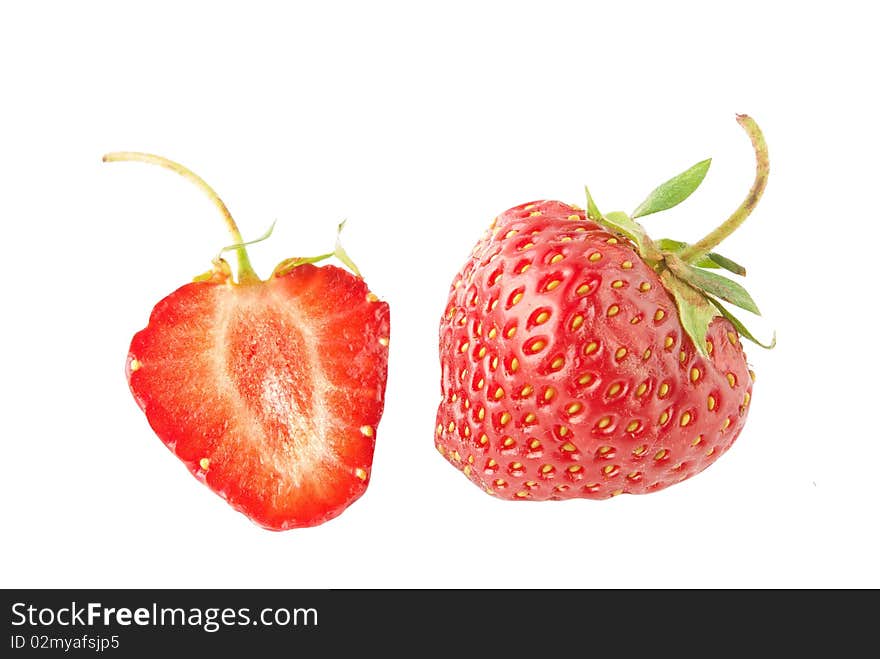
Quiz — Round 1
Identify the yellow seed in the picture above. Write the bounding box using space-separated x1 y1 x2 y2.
487 458 497 467
680 412 692 427
199 458 210 471
510 461 523 470
495 479 507 487
519 263 531 274
499 412 511 426
490 356 498 370
550 356 565 370
679 351 687 363
360 425 374 437
631 316 642 325
478 407 486 420
550 253 564 264
541 464 554 474
451 393 458 402
487 327 498 339
452 450 461 462
607 383 621 397
566 402 583 415
708 395 716 411
545 279 561 291
463 465 472 476
664 336 674 349
597 445 613 456
355 467 368 480
576 283 591 295
379 337 390 346
691 436 703 447
476 377 485 389
506 326 517 338
525 480 537 488
584 341 598 355
639 282 651 292
642 348 651 359
520 384 534 397
589 252 602 262
625 420 640 432
654 309 665 321
529 339 546 353
436 444 446 455
654 449 668 461
622 260 633 269
543 387 556 401
568 465 583 473
615 347 627 360
560 236 573 242
727 373 737 388
597 416 611 429
607 305 620 317
557 426 569 437
489 298 498 310
567 214 580 221
478 346 487 358
612 280 624 289
706 340 714 355
463 426 471 437
658 383 669 398
494 387 505 400
529 439 541 450
706 447 716 457
727 331 738 345
447 421 456 432
510 357 519 372
130 358 141 372
529 211 542 217
366 292 379 302
519 242 535 250
504 229 519 239
659 411 669 424
460 341 470 353
633 445 648 457
515 491 529 498
561 442 578 453
603 465 618 476
511 292 523 306
578 373 593 385
606 237 618 244
743 392 751 407
524 412 536 423
435 423 443 436
479 434 489 446
722 417 732 430
570 314 584 330
635 383 647 397
535 311 550 325
503 437 515 448
690 368 701 382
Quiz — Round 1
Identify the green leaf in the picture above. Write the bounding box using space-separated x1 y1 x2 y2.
659 270 717 356
600 211 650 252
657 237 747 276
711 300 777 349
666 256 760 315
584 186 603 222
632 158 712 218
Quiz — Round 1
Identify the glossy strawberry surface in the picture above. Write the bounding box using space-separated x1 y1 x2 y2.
436 201 753 500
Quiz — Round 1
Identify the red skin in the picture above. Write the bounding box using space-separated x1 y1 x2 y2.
436 201 753 500
127 264 390 530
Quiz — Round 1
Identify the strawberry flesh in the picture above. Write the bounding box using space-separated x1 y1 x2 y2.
128 264 390 529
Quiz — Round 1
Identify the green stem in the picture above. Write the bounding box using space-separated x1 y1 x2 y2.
678 115 769 262
102 151 260 283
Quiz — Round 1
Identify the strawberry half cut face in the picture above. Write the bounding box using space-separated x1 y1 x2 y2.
105 151 390 530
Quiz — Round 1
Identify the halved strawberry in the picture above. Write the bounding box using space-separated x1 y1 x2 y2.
107 152 389 530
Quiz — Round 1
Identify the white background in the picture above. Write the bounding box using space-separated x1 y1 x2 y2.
2 1 877 589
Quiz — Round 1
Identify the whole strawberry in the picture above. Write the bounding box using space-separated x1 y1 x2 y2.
105 152 390 530
435 115 773 500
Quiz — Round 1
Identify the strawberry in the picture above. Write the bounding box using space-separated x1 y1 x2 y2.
105 152 390 530
435 115 773 501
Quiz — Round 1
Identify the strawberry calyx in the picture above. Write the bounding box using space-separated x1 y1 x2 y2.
584 114 775 355
102 152 363 285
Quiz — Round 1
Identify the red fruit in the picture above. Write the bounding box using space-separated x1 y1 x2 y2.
106 152 389 530
435 115 773 501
